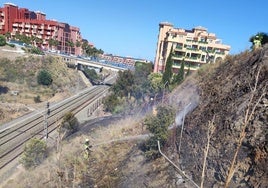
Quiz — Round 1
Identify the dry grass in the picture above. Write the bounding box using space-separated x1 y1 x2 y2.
0 52 85 124
3 115 148 187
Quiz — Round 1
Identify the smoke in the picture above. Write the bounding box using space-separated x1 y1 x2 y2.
175 100 198 126
168 80 200 127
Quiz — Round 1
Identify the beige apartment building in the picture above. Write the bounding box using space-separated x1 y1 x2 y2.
154 22 231 73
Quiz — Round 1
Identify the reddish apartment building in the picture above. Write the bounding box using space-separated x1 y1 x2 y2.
0 2 82 55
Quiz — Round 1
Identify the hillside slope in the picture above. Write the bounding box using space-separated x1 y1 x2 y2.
1 46 267 188
0 50 87 124
171 45 268 187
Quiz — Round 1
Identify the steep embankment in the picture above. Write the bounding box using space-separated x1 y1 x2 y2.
174 46 268 187
0 52 87 124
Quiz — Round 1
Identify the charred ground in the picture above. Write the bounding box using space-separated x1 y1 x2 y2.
172 46 268 187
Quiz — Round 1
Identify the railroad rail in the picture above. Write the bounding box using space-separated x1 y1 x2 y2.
0 85 109 169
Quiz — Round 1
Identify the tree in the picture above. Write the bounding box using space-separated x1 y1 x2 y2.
66 40 74 48
48 38 59 49
4 32 11 40
60 112 79 137
143 105 175 159
82 40 88 54
103 93 120 112
148 72 163 98
132 61 153 101
37 69 53 86
15 33 31 45
111 70 135 99
0 35 6 46
31 35 43 46
162 46 174 85
173 59 185 84
20 138 47 169
30 46 44 55
83 68 100 84
134 61 152 85
76 40 81 47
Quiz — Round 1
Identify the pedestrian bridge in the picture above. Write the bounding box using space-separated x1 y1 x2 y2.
60 55 131 72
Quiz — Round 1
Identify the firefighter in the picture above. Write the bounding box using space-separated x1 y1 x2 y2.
84 138 92 159
253 35 262 49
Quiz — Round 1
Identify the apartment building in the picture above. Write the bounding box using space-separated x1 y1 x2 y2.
100 53 150 67
0 2 82 55
154 22 231 73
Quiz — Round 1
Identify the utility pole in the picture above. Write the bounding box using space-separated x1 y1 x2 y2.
44 101 49 140
162 81 168 104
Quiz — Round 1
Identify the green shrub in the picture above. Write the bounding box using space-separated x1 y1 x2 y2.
103 94 120 113
20 138 47 169
142 105 175 159
0 35 6 46
30 47 44 55
7 43 15 48
60 112 79 137
37 69 53 86
34 95 41 103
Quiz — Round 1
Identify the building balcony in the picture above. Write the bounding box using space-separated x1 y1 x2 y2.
172 54 184 60
175 45 183 50
186 47 199 51
198 41 208 44
216 51 225 55
186 56 199 60
207 49 215 53
172 63 199 71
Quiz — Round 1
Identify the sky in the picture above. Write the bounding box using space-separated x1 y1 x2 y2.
1 0 267 61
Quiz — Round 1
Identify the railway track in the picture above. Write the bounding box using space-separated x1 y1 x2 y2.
0 85 109 169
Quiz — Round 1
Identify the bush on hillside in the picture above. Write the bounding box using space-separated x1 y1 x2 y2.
103 93 121 113
20 138 47 169
0 35 6 46
60 112 79 138
30 47 45 55
37 69 53 86
142 105 175 159
34 95 41 103
7 43 15 48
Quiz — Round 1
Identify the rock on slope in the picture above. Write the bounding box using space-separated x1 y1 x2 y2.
175 45 268 187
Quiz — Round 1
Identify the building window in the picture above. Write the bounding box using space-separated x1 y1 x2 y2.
199 46 206 51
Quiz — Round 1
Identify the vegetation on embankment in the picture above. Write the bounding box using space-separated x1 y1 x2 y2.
0 53 86 124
